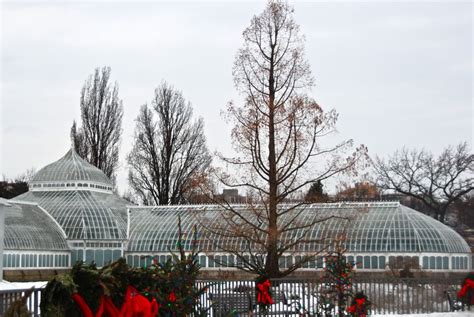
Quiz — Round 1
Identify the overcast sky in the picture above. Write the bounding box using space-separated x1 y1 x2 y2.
1 1 472 194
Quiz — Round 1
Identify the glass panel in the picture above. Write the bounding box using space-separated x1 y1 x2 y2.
436 257 442 270
443 257 449 269
86 250 94 264
279 256 285 268
228 255 234 267
95 250 104 267
356 256 363 269
379 256 386 269
364 256 370 269
78 250 84 263
348 256 354 267
199 255 206 267
221 255 228 267
112 250 121 261
214 255 221 268
371 256 378 269
104 250 112 264
208 255 215 268
429 256 436 269
71 251 77 265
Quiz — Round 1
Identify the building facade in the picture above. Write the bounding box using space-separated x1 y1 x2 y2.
2 148 472 276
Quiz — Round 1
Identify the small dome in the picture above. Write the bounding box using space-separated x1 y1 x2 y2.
4 201 69 251
30 148 112 187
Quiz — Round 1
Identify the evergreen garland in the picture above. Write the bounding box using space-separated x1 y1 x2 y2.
41 217 207 317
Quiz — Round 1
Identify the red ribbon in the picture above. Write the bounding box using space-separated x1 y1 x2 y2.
72 293 94 317
72 285 159 317
256 279 273 305
347 297 367 317
168 290 177 303
458 278 474 304
355 297 366 307
458 279 474 298
121 286 159 317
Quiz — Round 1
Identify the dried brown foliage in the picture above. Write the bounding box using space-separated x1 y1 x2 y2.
205 1 367 278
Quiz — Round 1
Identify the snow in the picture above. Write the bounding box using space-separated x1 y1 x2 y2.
372 313 473 317
0 281 47 290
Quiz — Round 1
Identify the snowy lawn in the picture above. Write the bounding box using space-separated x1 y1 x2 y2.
372 313 473 316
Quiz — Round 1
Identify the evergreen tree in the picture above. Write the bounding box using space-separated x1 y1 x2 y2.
320 238 354 317
305 180 329 202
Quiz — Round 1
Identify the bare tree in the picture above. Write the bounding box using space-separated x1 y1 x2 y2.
70 120 89 159
71 66 123 181
204 1 367 278
0 168 35 199
374 142 473 223
127 82 212 205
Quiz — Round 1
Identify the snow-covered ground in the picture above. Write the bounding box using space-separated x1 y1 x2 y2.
372 313 473 317
0 281 47 290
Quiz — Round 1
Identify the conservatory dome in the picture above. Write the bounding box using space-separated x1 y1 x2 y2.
29 148 113 192
12 148 128 241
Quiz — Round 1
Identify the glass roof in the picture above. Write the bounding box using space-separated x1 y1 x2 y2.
127 203 471 254
13 190 128 241
4 202 69 251
30 148 112 187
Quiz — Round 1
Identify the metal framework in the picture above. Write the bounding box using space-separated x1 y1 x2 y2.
3 148 471 271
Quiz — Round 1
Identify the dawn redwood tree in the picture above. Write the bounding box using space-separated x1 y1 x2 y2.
71 66 123 181
206 0 367 278
127 82 212 205
374 142 473 223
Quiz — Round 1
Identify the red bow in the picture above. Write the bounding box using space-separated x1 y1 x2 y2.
458 279 474 303
355 298 366 307
72 286 159 317
256 279 273 305
347 297 367 317
168 291 177 303
121 286 159 317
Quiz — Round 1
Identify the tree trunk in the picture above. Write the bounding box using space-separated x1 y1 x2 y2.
265 48 280 278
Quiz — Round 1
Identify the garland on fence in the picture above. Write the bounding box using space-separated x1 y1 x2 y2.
347 292 371 317
40 218 209 317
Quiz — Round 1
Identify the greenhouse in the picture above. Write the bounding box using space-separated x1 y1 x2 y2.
126 203 472 271
2 147 472 274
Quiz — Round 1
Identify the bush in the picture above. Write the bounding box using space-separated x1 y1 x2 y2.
41 219 207 316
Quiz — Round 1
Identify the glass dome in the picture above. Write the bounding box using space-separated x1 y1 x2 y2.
30 148 113 191
13 190 128 241
127 202 471 254
4 201 69 251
